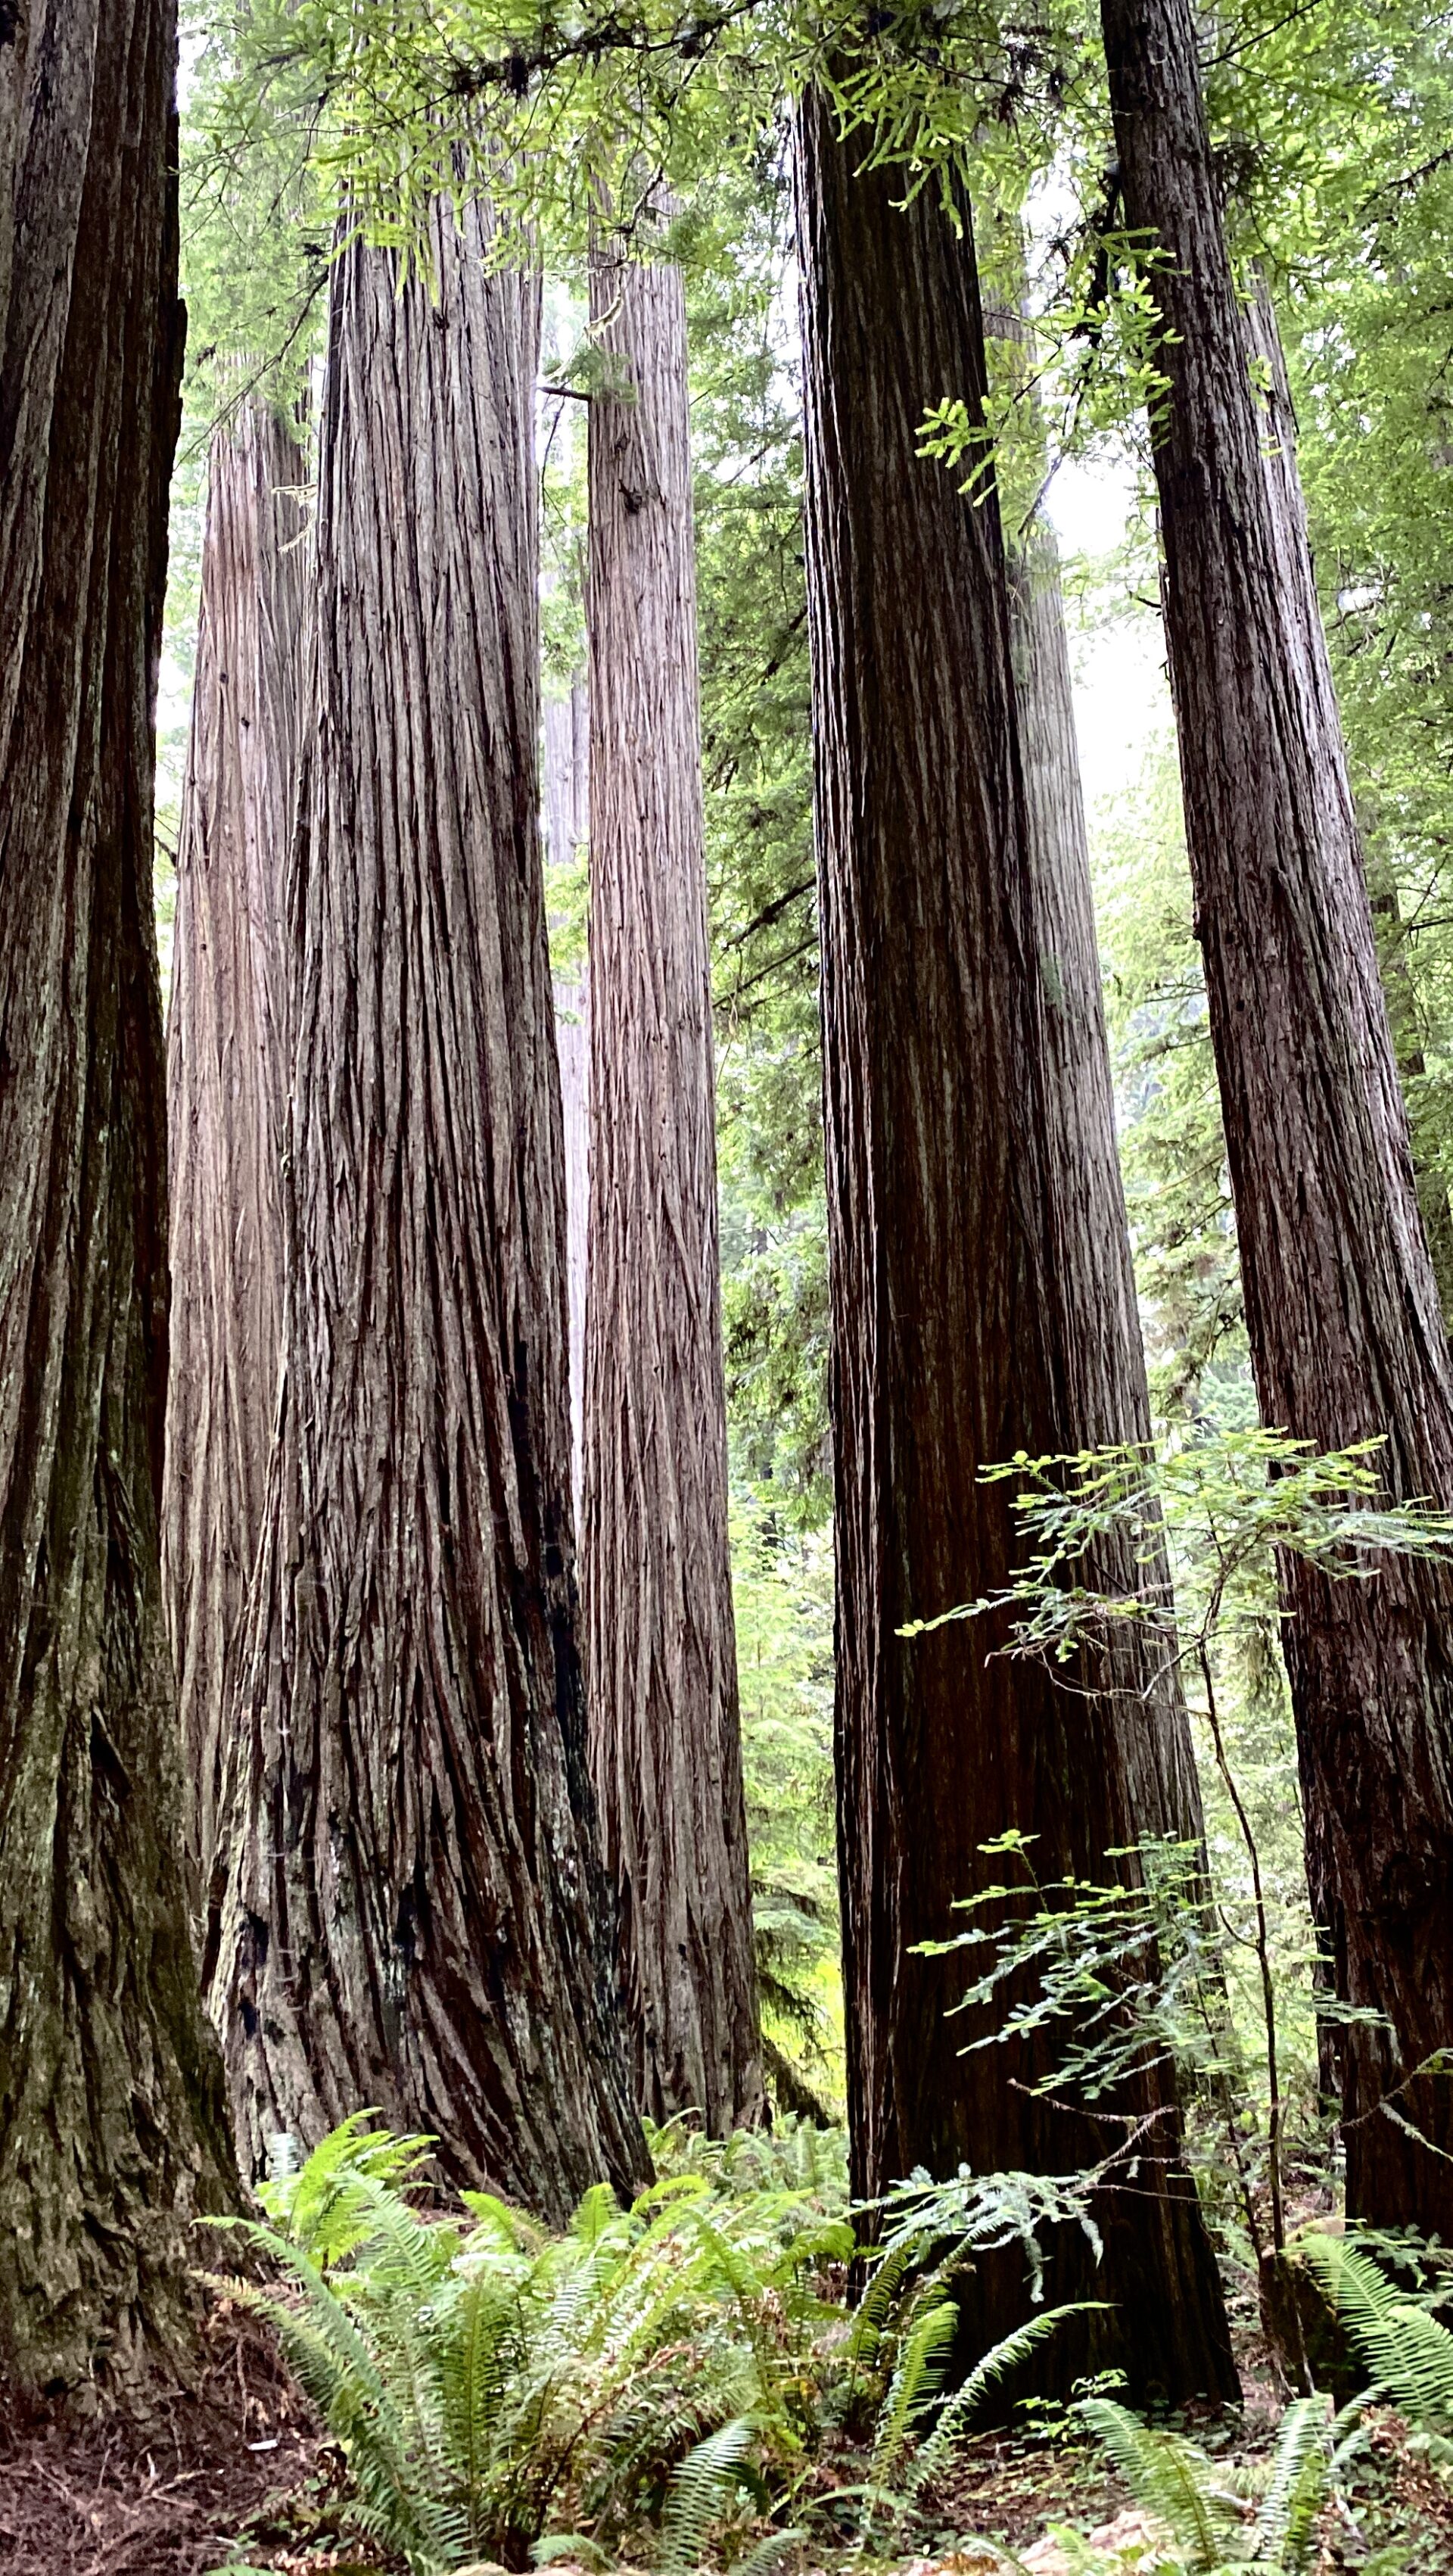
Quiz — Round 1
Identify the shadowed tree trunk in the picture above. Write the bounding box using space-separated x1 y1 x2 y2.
584 232 764 2132
1009 509 1203 1843
207 204 647 2216
163 399 307 1887
545 681 590 1522
795 92 1234 2399
1102 0 1453 2229
0 0 238 2397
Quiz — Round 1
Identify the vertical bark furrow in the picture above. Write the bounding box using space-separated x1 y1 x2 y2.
0 0 238 2397
1102 0 1453 2226
584 238 764 2132
795 92 1234 2397
164 399 306 1887
209 206 646 2215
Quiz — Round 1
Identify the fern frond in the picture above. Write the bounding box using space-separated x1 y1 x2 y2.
1253 2394 1332 2575
1078 2398 1235 2574
870 2297 957 2487
661 2416 757 2575
912 2303 1104 2491
1300 2234 1453 2428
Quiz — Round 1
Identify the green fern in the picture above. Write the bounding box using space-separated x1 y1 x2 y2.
205 2117 858 2575
1077 2385 1364 2575
661 2416 758 2573
1299 2231 1453 2428
911 2302 1108 2493
1078 2398 1238 2573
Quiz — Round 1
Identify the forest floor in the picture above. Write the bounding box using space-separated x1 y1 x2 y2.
4 2307 1453 2576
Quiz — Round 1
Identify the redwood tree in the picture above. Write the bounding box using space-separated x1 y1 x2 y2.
544 681 590 1521
0 0 237 2394
1009 510 1202 1842
796 93 1233 2397
207 205 647 2216
1101 0 1453 2227
584 235 764 2132
164 400 306 1886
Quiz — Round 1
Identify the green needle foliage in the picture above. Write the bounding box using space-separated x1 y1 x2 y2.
904 1432 1453 2283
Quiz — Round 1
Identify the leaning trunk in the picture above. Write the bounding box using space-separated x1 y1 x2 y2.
0 0 237 2397
795 92 1234 2397
163 400 306 1886
1102 0 1453 2227
207 206 647 2215
584 233 764 2132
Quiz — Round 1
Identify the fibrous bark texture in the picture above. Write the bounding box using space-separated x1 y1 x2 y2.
795 92 1233 2398
1103 0 1453 2229
164 400 306 1888
585 239 764 2132
0 0 238 2396
207 206 647 2216
1009 514 1202 1844
544 682 590 1522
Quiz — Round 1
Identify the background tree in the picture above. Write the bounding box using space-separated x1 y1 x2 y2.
0 0 238 2397
164 397 307 1886
795 92 1234 2397
585 223 764 2132
1101 0 1453 2229
207 200 647 2215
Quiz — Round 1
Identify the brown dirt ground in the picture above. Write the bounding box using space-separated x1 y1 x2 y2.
0 2305 340 2576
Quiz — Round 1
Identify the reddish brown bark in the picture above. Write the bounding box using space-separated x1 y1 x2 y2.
584 236 764 2132
207 207 646 2215
544 681 590 1523
795 94 1233 2397
0 0 237 2396
1102 0 1453 2229
163 400 306 1886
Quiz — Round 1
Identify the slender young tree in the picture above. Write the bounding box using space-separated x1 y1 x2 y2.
0 0 238 2395
584 231 764 2132
164 399 307 1886
795 93 1234 2397
207 204 647 2216
1101 0 1453 2227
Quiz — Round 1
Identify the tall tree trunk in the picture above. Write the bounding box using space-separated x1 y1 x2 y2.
1102 0 1453 2227
1244 276 1453 1332
1009 512 1203 1844
164 400 306 1888
207 206 647 2216
795 93 1234 2398
545 681 590 1522
0 0 237 2396
584 235 764 2132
